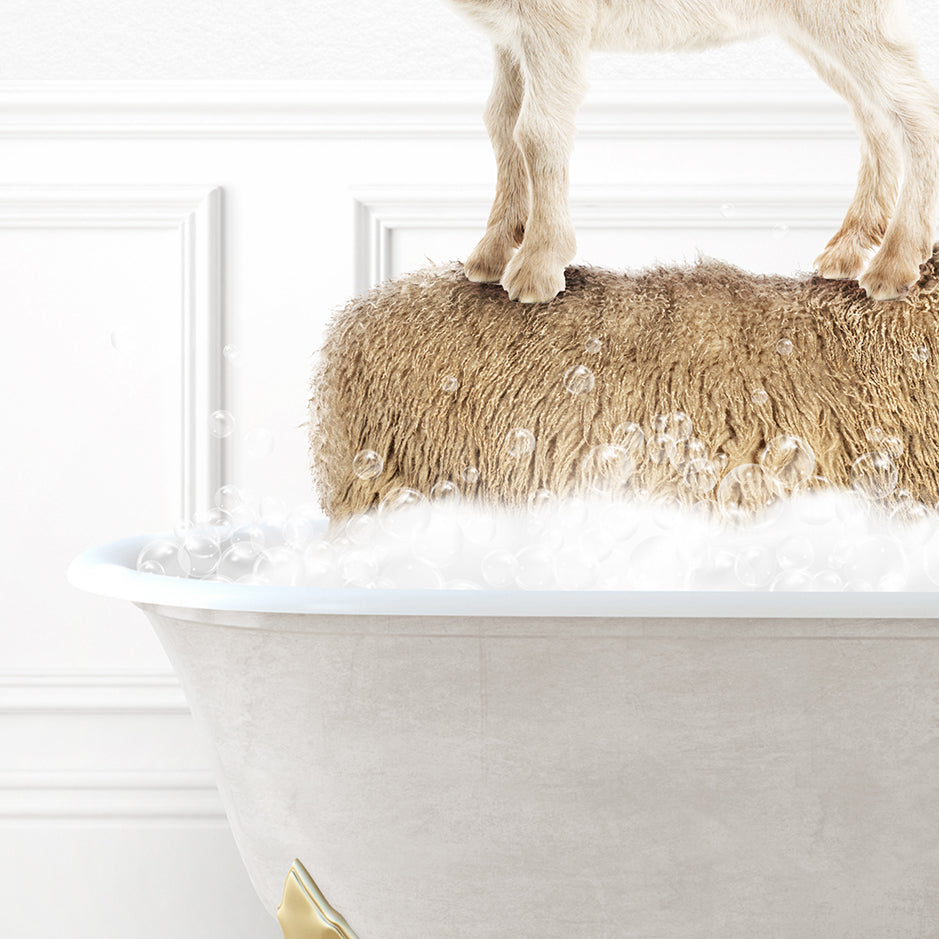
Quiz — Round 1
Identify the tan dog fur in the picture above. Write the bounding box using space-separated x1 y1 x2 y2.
446 0 939 303
309 249 939 520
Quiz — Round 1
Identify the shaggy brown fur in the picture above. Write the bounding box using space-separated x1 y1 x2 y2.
309 248 939 520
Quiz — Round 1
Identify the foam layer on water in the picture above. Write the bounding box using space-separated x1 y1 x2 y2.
137 489 939 592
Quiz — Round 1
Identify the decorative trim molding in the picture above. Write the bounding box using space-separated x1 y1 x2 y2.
353 183 854 292
0 80 854 139
0 185 224 519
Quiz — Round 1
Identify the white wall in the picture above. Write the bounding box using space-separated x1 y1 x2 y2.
2 2 938 937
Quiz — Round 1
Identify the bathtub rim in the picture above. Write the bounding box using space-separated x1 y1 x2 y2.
68 532 939 619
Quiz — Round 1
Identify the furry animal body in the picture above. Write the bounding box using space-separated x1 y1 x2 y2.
309 250 939 520
447 0 939 303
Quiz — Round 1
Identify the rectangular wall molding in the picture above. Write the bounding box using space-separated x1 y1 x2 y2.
353 183 855 293
0 80 854 139
0 185 225 519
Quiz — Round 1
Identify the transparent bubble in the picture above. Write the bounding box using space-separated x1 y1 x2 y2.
108 326 140 354
750 388 768 405
734 545 776 589
682 458 720 493
851 452 898 500
811 570 844 591
446 579 483 591
214 484 245 512
283 508 321 550
441 375 459 393
343 511 378 547
137 539 184 577
253 546 305 586
245 427 274 459
866 426 884 445
777 535 814 570
839 537 907 590
713 452 730 474
772 223 790 239
670 436 708 472
178 532 221 577
889 498 931 528
481 548 517 589
458 504 497 547
259 496 288 527
612 422 645 457
664 411 693 441
760 434 815 489
515 546 555 590
770 569 813 591
462 466 479 485
582 444 633 495
231 523 265 547
208 409 235 439
646 433 677 466
627 536 688 590
222 344 240 364
338 548 380 586
913 344 930 363
776 338 793 357
191 506 234 543
378 488 431 539
552 544 597 590
505 428 536 458
651 414 668 434
881 436 903 459
585 337 603 354
352 449 384 480
564 365 595 395
303 542 339 586
430 480 462 504
720 203 736 218
528 488 558 517
717 464 782 523
218 541 264 581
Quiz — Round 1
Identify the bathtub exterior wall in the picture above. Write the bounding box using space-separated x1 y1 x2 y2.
145 604 939 939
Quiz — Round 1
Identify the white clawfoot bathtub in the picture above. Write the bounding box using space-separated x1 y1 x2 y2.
70 533 939 938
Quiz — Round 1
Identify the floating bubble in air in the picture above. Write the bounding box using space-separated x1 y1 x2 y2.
850 452 898 500
776 338 793 357
441 375 459 392
582 444 633 495
717 463 782 522
760 435 815 490
378 487 431 539
564 365 595 395
585 337 602 354
646 433 677 466
352 449 383 480
462 466 479 484
505 428 536 458
750 388 768 405
613 422 645 457
430 480 462 504
245 427 274 459
682 458 720 493
913 344 930 363
208 410 235 438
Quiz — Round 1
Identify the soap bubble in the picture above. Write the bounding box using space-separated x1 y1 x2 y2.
628 536 688 590
682 458 720 493
481 548 517 588
441 375 459 392
776 338 793 357
137 539 185 577
582 444 633 495
208 410 235 438
382 557 445 590
462 466 479 484
839 537 907 590
344 511 377 547
889 498 931 529
585 337 603 354
777 535 814 570
760 435 815 489
665 411 693 441
430 480 462 504
720 203 736 218
178 532 221 577
881 436 904 459
772 223 790 239
231 523 265 547
528 488 558 517
108 326 140 354
734 545 776 588
515 546 555 590
352 449 384 480
253 546 305 586
458 504 497 547
414 513 464 566
713 452 729 473
564 365 595 395
283 507 321 550
771 569 813 591
259 496 288 527
646 433 677 465
750 388 768 405
866 426 884 445
913 344 930 363
851 452 898 500
338 548 380 586
218 541 264 581
245 428 274 459
717 464 782 523
378 488 431 539
552 543 597 589
303 542 339 586
505 428 536 458
812 570 845 591
613 422 645 457
670 436 708 472
222 344 240 364
215 484 246 513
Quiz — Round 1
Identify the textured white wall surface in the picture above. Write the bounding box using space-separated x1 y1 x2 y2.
1 1 939 937
0 0 937 84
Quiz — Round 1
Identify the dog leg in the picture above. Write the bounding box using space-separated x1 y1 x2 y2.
500 29 589 303
788 38 901 281
466 46 529 284
807 22 939 300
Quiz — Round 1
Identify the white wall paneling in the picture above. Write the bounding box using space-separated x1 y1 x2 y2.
0 76 918 939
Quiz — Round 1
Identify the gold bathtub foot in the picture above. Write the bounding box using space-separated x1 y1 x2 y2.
277 859 361 939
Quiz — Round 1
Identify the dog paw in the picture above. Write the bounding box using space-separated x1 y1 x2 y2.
501 250 566 303
465 231 516 284
815 238 867 281
859 249 922 301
